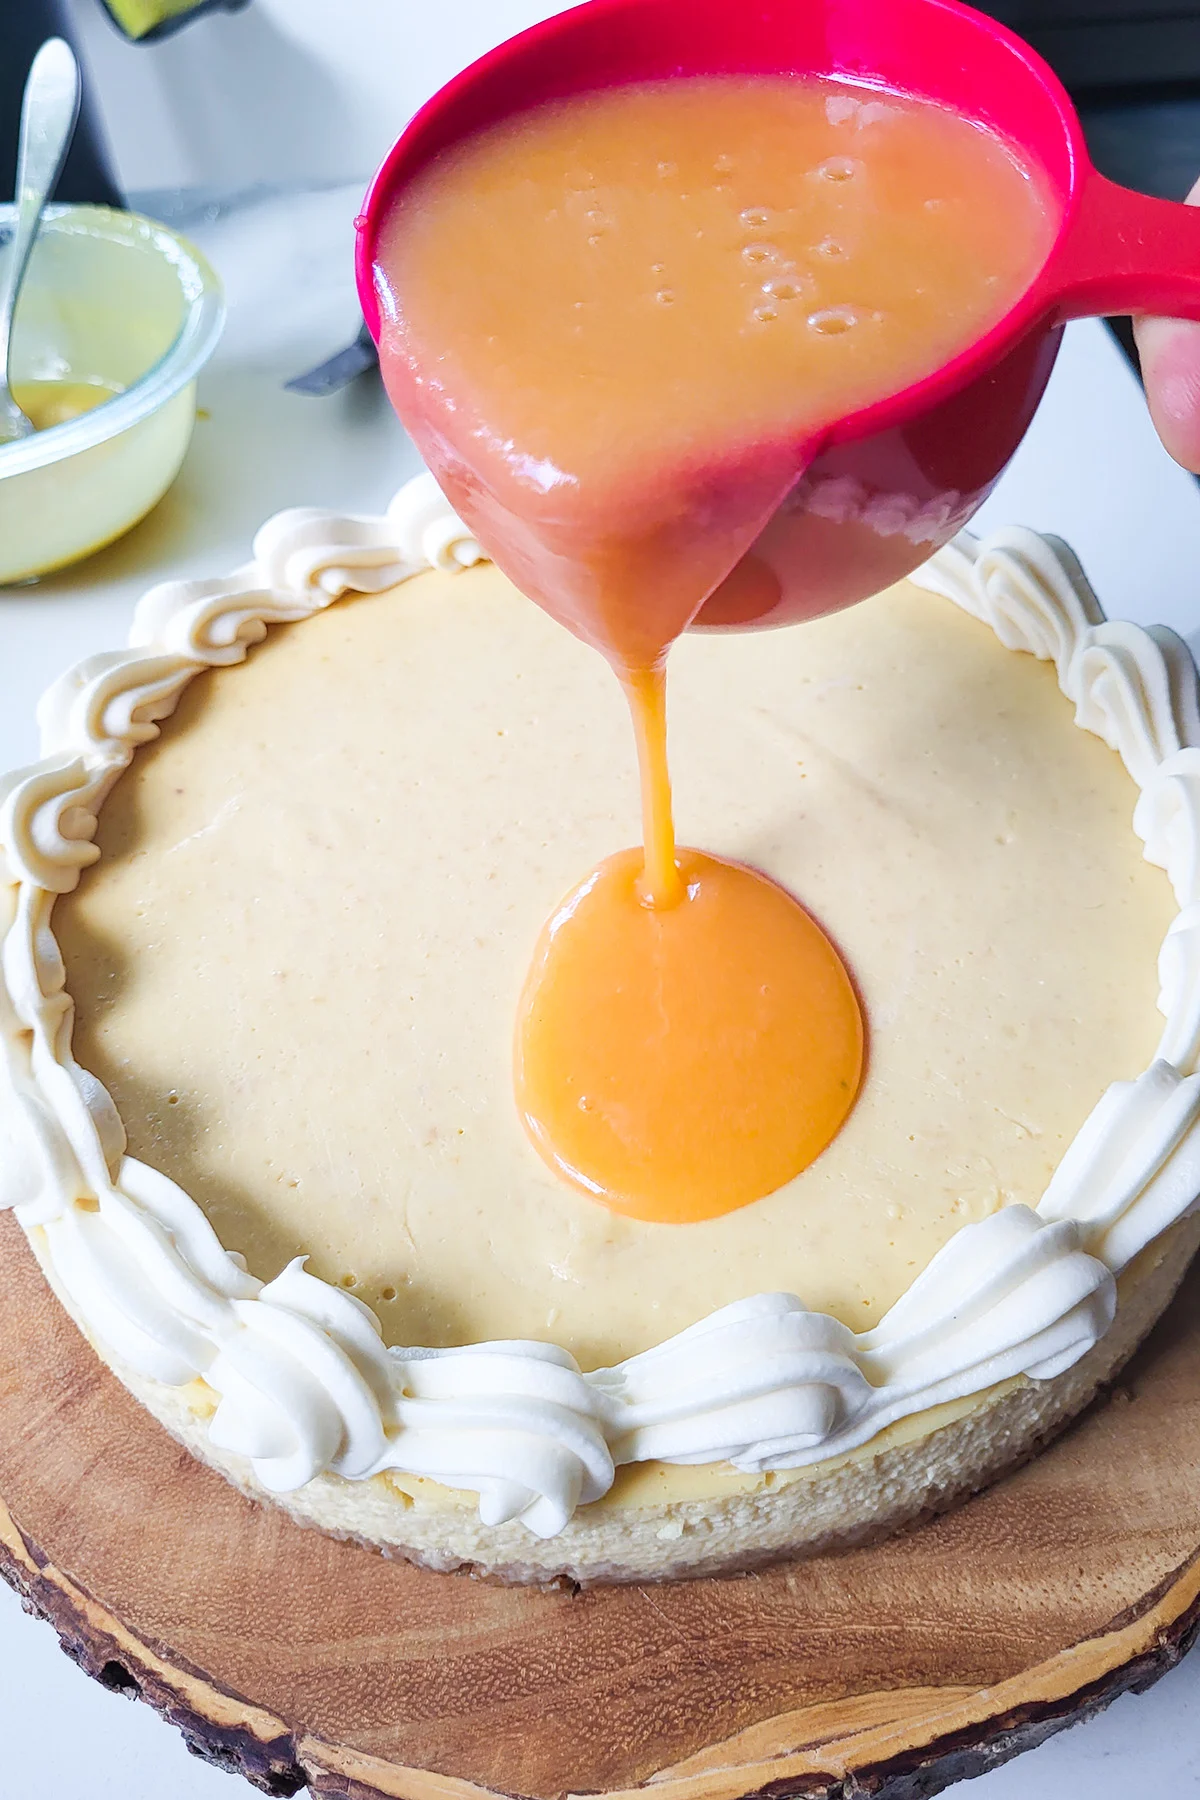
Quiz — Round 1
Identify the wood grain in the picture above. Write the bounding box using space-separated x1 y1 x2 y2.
1 1207 1199 1800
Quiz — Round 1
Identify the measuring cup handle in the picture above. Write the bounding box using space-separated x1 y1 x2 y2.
1052 170 1200 323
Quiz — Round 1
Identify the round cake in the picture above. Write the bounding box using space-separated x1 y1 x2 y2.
2 476 1199 1582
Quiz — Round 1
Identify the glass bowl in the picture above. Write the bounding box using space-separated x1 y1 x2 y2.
0 203 224 584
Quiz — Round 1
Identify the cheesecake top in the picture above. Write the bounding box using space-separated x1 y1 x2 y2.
56 560 1173 1369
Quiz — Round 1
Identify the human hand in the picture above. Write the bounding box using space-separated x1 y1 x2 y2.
1133 175 1200 473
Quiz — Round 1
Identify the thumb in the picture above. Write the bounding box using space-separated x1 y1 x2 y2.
1132 175 1200 474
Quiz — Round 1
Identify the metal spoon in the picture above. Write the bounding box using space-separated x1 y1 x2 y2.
0 40 82 446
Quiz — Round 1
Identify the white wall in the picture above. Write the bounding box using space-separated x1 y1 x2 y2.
65 0 578 196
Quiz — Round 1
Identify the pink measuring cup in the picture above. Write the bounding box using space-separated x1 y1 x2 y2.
355 0 1200 630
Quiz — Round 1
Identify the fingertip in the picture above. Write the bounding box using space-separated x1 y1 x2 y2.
1134 315 1200 475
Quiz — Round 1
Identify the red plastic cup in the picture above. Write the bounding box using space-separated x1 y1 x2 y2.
355 0 1200 631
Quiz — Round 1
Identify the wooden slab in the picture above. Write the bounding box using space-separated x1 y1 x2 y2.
1 1210 1199 1800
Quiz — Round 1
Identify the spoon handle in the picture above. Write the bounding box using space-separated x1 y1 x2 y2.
0 39 82 393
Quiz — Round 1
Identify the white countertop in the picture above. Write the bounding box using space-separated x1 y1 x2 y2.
2 182 1200 1797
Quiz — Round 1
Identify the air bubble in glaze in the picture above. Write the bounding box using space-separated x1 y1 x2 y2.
808 306 859 335
815 157 859 183
740 207 770 228
741 242 778 266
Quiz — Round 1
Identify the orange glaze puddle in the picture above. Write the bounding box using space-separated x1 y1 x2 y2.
515 848 862 1224
376 76 1051 1223
516 658 862 1222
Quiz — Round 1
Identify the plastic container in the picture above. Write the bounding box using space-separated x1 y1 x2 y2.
0 203 223 583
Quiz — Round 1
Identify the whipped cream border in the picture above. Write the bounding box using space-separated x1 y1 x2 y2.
3 479 1199 1540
